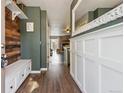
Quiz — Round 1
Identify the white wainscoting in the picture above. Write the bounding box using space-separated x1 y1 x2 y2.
70 23 123 93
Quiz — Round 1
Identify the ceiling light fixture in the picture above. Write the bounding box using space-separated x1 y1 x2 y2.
64 26 71 33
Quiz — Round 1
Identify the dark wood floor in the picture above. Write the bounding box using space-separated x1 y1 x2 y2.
16 53 82 93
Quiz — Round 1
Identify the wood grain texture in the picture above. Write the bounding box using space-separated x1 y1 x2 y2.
5 7 21 65
16 63 81 93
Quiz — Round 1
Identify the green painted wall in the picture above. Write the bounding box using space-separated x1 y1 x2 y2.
20 7 47 70
20 7 41 70
88 11 94 22
40 10 47 68
94 8 112 19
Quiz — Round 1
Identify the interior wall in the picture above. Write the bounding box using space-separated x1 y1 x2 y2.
51 39 59 50
20 7 41 70
5 8 21 65
20 7 48 70
59 35 70 52
40 10 47 68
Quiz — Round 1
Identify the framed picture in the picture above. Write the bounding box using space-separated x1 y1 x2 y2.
26 22 34 32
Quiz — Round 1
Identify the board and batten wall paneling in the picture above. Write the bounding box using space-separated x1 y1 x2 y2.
5 8 21 65
70 23 123 93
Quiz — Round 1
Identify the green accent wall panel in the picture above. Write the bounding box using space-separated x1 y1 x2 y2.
94 8 112 19
88 11 94 22
40 10 47 68
20 7 41 70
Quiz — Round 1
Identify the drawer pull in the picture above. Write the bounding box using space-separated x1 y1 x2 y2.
22 74 24 77
10 86 13 89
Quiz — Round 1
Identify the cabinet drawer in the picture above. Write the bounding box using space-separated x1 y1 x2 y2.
25 62 31 75
6 78 16 93
17 69 25 87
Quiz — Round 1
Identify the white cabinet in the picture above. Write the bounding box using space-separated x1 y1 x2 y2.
70 23 123 93
5 59 31 93
6 77 16 93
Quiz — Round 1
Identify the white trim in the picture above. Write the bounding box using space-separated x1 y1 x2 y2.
70 71 74 79
70 24 123 93
40 68 48 71
30 71 41 74
72 0 82 33
73 0 82 11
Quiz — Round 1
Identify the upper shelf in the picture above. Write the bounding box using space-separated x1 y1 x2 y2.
72 4 123 36
6 0 28 20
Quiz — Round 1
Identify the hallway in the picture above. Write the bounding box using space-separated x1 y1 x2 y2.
1 0 123 93
16 52 81 93
50 51 64 64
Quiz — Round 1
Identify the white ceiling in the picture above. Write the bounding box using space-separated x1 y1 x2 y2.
19 0 72 36
75 0 122 21
19 0 122 36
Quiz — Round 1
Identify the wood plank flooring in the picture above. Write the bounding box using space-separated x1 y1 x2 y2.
16 53 82 93
16 63 81 93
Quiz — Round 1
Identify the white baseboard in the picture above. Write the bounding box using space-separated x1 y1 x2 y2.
30 71 41 74
40 68 47 71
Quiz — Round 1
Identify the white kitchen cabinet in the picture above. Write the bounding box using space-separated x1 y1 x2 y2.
5 59 31 93
70 23 123 93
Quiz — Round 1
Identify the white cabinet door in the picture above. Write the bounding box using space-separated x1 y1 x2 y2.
6 77 16 93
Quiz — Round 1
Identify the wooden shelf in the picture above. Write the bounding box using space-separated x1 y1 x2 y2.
6 0 28 20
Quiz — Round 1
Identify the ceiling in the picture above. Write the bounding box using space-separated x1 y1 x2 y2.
19 0 72 36
75 0 122 21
